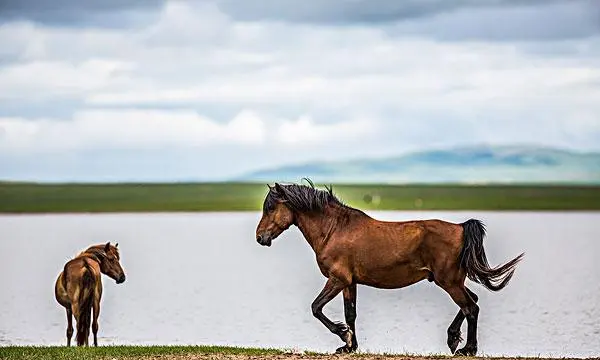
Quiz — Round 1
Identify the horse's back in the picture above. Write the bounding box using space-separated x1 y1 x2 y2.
419 218 464 250
365 218 463 260
62 257 102 304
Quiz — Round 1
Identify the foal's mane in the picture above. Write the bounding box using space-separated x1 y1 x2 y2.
264 178 360 215
77 244 119 262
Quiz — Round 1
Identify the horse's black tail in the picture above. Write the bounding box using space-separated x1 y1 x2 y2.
76 262 94 346
460 219 524 292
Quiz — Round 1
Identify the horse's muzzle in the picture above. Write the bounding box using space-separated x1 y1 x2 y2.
116 274 126 284
256 234 272 247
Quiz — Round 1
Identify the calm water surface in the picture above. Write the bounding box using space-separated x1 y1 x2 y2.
0 211 598 357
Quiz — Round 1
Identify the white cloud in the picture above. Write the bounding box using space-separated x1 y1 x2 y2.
0 109 267 153
0 109 376 154
276 116 376 145
1 2 598 105
141 1 232 47
0 1 599 180
0 59 136 100
2 2 598 112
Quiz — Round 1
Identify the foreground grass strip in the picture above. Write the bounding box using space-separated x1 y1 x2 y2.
0 345 284 360
0 346 594 360
1 182 599 213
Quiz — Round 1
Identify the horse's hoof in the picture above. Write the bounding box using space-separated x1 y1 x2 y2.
335 345 356 354
342 329 354 348
447 331 463 354
454 345 477 357
333 322 354 348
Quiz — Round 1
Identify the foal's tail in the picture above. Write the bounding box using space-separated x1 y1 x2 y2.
460 219 524 292
76 262 94 346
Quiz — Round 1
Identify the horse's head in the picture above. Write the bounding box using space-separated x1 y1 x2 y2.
256 183 295 247
100 242 126 284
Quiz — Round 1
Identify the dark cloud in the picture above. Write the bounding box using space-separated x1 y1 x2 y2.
386 0 600 41
520 37 600 61
217 0 599 41
1 0 597 42
216 0 565 24
0 0 165 26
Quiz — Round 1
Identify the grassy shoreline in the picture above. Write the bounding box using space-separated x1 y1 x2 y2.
1 182 599 213
0 345 594 360
0 345 281 360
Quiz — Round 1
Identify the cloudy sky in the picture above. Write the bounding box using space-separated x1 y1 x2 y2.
0 0 599 181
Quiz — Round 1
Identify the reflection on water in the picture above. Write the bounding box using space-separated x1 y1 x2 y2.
0 212 598 357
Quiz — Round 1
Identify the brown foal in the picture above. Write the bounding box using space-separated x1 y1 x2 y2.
54 242 126 346
256 181 523 355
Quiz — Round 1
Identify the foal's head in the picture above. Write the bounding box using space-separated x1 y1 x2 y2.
256 183 295 247
92 242 126 284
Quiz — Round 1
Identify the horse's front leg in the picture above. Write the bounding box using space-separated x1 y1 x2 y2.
311 277 353 351
336 283 358 353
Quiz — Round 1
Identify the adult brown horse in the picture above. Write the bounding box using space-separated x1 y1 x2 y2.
54 242 126 346
255 180 523 356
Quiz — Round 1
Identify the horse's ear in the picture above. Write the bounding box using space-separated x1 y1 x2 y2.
274 183 284 193
105 242 111 252
115 243 119 248
267 184 274 191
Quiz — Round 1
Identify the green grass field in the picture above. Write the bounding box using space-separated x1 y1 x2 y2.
0 345 592 360
0 182 599 213
0 345 283 360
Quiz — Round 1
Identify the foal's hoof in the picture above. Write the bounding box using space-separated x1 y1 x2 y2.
454 345 477 357
447 331 463 354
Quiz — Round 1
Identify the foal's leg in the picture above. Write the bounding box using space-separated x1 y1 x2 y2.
66 308 73 346
92 295 101 347
336 283 358 353
71 300 83 346
311 277 353 350
441 285 479 356
447 287 478 353
71 297 89 346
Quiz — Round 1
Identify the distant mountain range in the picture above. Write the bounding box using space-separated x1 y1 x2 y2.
237 145 600 184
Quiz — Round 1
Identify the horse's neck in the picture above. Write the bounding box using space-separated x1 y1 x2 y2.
294 206 341 254
79 249 102 264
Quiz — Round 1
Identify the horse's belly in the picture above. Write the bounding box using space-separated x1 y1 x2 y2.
54 273 70 307
355 263 429 289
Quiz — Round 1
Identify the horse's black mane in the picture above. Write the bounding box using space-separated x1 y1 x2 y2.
263 178 351 214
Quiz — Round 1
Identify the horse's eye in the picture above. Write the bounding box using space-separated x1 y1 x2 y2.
263 199 274 213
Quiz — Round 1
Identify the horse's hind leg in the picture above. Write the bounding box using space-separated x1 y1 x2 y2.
440 284 479 356
66 308 73 346
337 283 358 353
92 296 100 347
311 277 354 352
447 288 478 354
71 301 82 346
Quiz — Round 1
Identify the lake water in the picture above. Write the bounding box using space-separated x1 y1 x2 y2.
0 211 598 358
